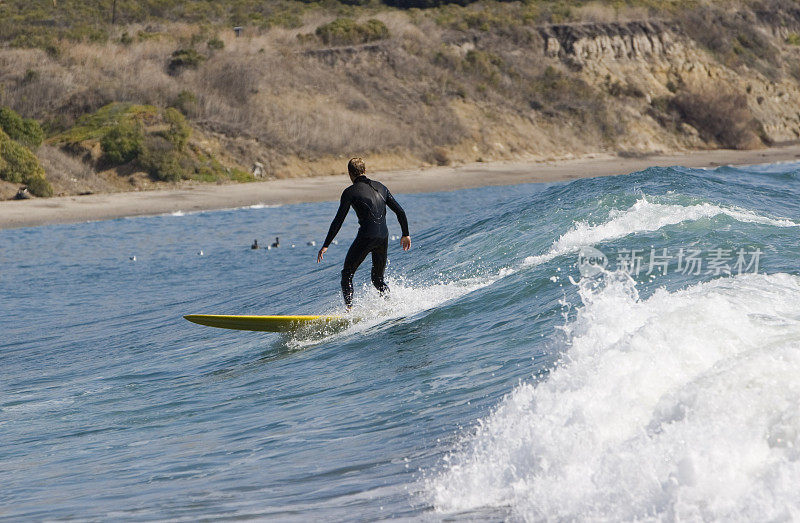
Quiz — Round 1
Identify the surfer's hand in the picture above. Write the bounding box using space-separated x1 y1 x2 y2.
317 247 327 262
401 236 411 251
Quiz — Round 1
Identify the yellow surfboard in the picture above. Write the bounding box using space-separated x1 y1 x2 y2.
184 314 347 332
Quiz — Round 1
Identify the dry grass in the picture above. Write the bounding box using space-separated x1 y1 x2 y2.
0 12 621 166
574 2 652 23
0 1 793 196
37 144 118 195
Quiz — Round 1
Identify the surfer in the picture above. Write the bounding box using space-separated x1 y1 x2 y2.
317 158 410 308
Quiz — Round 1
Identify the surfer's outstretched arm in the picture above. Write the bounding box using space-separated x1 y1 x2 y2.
318 191 351 262
385 190 411 251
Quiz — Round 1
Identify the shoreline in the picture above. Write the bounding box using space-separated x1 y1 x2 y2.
2 146 800 230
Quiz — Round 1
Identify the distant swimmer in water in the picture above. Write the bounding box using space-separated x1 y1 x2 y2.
271 237 280 248
251 239 259 249
317 157 410 309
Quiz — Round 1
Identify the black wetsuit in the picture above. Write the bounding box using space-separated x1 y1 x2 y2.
322 176 410 307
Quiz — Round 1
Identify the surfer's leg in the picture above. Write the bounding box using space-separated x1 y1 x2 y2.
341 236 371 308
370 237 389 295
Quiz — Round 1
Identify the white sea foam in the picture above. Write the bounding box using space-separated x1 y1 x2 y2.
524 198 798 267
293 199 796 348
288 274 497 348
429 272 800 520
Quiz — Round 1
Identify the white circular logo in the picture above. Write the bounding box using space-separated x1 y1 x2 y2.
577 246 608 277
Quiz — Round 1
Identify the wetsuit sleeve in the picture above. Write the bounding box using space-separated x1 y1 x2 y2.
323 190 351 248
385 189 410 237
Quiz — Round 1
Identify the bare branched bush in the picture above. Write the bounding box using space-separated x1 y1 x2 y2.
670 88 763 149
36 144 115 195
199 55 263 104
0 49 75 119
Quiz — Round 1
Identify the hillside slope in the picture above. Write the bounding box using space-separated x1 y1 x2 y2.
2 0 800 198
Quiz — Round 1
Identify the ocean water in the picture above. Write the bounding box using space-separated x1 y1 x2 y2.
2 162 800 520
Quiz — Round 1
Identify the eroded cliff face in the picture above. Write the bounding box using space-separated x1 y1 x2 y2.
540 17 800 150
540 21 679 63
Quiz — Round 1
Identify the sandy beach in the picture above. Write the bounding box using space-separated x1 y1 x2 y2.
2 146 800 230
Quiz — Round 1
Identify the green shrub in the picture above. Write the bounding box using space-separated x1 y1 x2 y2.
230 168 254 182
464 50 503 82
120 32 134 46
787 33 800 45
545 2 573 23
101 122 143 165
22 120 43 149
168 48 206 74
140 136 184 182
9 31 61 57
0 131 14 179
207 37 225 50
0 107 44 149
316 18 357 45
57 103 158 144
315 18 389 46
0 131 53 196
172 90 198 116
138 30 163 41
65 25 108 44
162 108 191 151
25 174 54 197
362 19 390 41
55 103 200 180
0 140 37 184
265 12 303 29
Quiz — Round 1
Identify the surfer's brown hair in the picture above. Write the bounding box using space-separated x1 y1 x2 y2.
348 157 366 178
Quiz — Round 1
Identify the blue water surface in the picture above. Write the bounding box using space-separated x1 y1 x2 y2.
2 162 800 520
